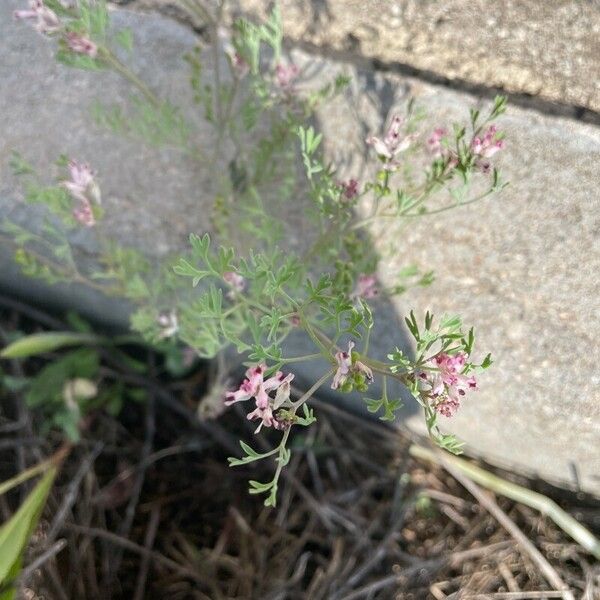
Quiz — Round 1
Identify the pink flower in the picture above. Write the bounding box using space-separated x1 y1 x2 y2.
331 341 354 390
367 115 414 169
62 160 101 227
471 125 505 173
65 32 98 58
14 0 60 35
218 27 249 78
225 364 295 432
427 127 447 158
417 352 477 417
351 274 379 300
223 271 245 296
339 178 359 201
230 51 249 78
72 201 95 227
331 342 374 391
63 160 101 205
274 63 299 89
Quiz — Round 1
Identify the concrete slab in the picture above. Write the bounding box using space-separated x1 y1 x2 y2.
304 48 600 494
233 0 600 115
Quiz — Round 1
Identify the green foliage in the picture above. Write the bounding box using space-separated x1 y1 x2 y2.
75 0 109 40
364 379 404 422
233 5 283 73
56 49 105 71
114 28 134 52
23 349 100 441
9 152 35 176
91 97 191 147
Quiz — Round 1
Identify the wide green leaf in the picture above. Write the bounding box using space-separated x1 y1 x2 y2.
1 332 101 359
0 468 57 594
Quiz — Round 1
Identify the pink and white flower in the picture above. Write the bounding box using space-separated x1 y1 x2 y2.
63 160 101 205
65 31 98 58
417 352 477 417
426 127 447 158
72 201 95 227
367 115 414 169
331 341 374 390
62 160 101 227
225 364 295 432
471 125 505 173
351 273 379 300
157 310 179 339
274 63 299 90
339 178 359 201
223 271 245 296
217 27 249 78
14 0 60 35
331 341 354 390
230 51 249 78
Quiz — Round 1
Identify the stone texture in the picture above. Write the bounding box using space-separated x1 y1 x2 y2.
309 52 600 493
232 0 600 115
1 4 599 494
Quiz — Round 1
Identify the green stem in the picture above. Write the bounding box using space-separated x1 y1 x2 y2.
403 188 495 218
102 50 160 108
0 446 70 497
279 353 322 364
291 369 335 410
298 310 333 359
269 427 292 494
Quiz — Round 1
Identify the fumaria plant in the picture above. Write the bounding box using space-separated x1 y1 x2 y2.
5 0 507 506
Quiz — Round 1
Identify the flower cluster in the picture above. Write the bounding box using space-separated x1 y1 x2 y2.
471 125 505 174
426 127 447 158
15 1 98 59
223 271 245 298
62 160 101 227
218 26 249 79
417 352 477 417
14 0 60 35
331 341 374 392
351 274 378 300
65 31 98 58
156 310 179 340
274 63 299 90
225 364 295 432
339 178 359 201
367 115 414 170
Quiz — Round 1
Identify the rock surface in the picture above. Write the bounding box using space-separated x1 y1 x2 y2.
135 0 600 116
1 3 599 494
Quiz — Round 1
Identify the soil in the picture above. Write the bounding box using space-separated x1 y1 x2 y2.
0 294 598 599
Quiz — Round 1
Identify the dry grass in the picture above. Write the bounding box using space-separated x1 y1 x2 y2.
0 296 598 599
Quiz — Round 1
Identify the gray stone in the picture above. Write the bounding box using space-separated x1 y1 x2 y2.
232 0 600 115
305 51 600 494
1 3 599 495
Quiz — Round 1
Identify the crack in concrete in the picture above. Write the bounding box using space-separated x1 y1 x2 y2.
112 1 600 127
292 39 600 127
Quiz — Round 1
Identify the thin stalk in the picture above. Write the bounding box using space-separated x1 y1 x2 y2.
401 186 496 218
102 50 160 108
0 445 70 497
410 445 600 561
291 369 335 410
279 353 322 364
